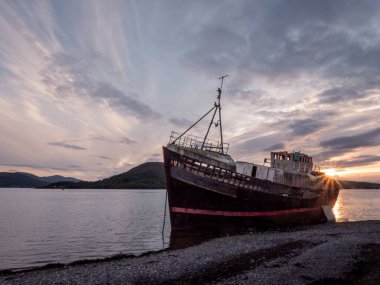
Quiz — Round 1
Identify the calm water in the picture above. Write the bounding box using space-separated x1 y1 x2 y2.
333 189 380 222
0 188 379 270
0 188 170 270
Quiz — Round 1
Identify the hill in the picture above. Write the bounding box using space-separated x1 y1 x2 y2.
0 172 80 188
46 162 166 189
47 163 380 190
6 162 379 190
338 179 380 189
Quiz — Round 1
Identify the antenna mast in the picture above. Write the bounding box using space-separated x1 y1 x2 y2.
201 75 228 153
218 74 228 153
172 75 228 154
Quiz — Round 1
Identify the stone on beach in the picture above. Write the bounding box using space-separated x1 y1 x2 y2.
1 221 379 285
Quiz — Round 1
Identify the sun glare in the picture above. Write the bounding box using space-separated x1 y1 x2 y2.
324 168 337 177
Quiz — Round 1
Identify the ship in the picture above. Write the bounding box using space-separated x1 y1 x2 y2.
163 76 340 231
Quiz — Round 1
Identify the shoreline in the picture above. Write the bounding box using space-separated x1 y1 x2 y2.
1 221 379 284
0 249 167 276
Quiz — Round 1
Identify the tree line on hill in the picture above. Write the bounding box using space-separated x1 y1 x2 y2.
0 172 79 188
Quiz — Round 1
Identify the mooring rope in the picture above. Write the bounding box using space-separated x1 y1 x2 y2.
161 189 168 247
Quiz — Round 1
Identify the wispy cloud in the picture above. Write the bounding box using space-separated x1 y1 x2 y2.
90 135 138 145
320 127 380 150
47 142 86 150
1 0 379 181
0 163 82 172
317 87 360 104
263 143 285 152
94 155 111 160
41 52 162 121
119 137 138 144
289 119 327 136
328 155 380 168
169 117 193 128
314 127 380 163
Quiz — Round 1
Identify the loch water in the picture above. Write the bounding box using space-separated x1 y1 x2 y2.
0 188 379 270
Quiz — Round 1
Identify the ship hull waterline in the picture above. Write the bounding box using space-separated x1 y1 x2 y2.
163 147 340 231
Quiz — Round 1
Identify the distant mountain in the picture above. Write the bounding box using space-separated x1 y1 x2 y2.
48 162 380 190
46 162 166 189
0 172 80 188
40 175 79 184
338 179 380 189
49 162 380 189
15 162 380 190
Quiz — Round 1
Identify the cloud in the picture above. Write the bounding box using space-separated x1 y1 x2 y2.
145 153 163 162
317 87 360 104
237 133 282 153
92 83 161 120
41 52 161 121
66 164 82 169
169 117 192 128
0 163 82 172
119 137 138 144
328 155 380 168
316 84 380 105
314 127 380 162
227 87 269 106
289 119 326 136
320 127 380 150
179 1 380 94
90 136 111 142
1 0 380 181
47 142 86 150
263 143 285 152
180 25 247 74
243 1 380 81
90 135 138 145
94 155 111 160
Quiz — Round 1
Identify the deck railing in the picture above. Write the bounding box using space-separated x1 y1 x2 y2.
169 151 279 192
167 151 306 197
174 157 253 188
169 131 229 154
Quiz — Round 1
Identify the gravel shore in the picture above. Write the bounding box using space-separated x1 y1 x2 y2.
1 221 379 285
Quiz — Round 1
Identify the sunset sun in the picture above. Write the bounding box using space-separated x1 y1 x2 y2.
324 168 337 177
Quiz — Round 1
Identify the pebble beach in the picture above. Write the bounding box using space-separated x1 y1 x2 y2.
1 221 379 285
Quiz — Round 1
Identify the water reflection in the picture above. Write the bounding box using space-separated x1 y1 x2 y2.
333 189 380 222
332 193 344 222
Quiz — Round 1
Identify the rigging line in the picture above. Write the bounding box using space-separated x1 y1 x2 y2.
218 104 224 153
201 106 218 150
171 105 216 144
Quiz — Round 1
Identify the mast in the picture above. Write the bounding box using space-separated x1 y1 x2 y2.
172 75 228 154
218 74 228 153
201 75 228 153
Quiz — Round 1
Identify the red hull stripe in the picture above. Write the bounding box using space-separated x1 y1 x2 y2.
171 207 321 217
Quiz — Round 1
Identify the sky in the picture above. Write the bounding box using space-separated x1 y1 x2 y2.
0 0 379 182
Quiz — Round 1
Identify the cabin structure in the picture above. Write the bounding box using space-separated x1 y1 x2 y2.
270 151 313 173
